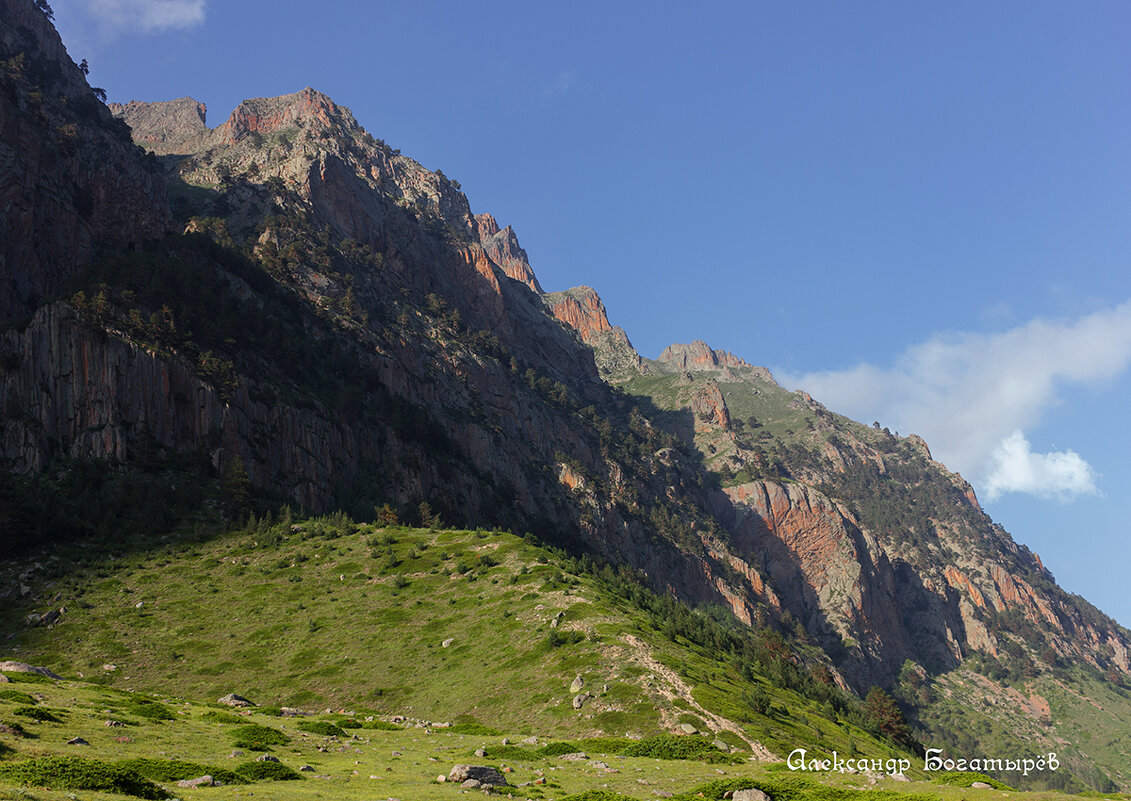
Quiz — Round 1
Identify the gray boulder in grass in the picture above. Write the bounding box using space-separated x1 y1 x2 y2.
448 765 508 786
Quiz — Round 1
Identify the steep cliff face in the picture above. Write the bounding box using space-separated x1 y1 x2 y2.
0 0 171 321
2 11 774 653
619 348 1131 692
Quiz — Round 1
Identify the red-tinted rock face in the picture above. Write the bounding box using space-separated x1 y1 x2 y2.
546 286 615 342
473 213 541 292
659 340 751 371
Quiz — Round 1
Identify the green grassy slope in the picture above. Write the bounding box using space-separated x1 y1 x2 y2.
3 517 911 766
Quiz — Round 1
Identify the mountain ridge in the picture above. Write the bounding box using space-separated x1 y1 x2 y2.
3 0 1130 790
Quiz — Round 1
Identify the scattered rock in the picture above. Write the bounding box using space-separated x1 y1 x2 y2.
474 748 487 757
105 720 124 727
520 736 538 745
177 776 216 788
570 675 585 693
299 765 314 772
448 765 508 786
733 789 771 801
462 779 482 789
218 693 255 707
559 752 588 761
590 760 610 770
66 737 90 746
679 723 697 734
971 781 992 789
572 693 591 709
436 774 446 783
0 674 8 683
441 638 454 648
712 739 731 752
102 664 117 672
255 754 280 763
501 738 510 745
229 750 244 758
0 661 62 679
891 773 910 782
40 609 61 626
135 601 144 609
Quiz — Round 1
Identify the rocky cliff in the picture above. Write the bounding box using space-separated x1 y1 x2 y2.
0 0 171 322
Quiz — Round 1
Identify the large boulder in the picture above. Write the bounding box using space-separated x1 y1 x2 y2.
0 661 61 679
447 765 507 786
218 693 255 707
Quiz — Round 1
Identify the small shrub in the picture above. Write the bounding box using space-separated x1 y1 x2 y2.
0 690 38 705
0 757 169 799
125 701 175 721
618 734 740 764
359 719 402 731
13 706 62 723
231 723 289 751
118 758 247 785
547 630 585 648
200 709 244 724
0 719 35 738
297 720 347 737
446 722 500 735
235 760 302 781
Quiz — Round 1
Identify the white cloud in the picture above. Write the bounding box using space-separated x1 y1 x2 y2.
778 300 1131 501
87 0 206 34
983 430 1099 501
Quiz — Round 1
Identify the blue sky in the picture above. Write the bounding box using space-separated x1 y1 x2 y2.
54 1 1131 626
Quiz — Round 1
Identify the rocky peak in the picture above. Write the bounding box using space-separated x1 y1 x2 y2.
218 87 355 144
542 286 644 378
658 340 753 371
544 286 615 342
107 97 208 153
472 213 541 292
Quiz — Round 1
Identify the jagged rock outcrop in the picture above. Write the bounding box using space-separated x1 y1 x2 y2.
0 0 171 321
659 340 751 371
543 285 644 377
107 97 208 152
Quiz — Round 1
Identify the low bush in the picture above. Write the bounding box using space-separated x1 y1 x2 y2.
0 689 38 705
201 709 244 724
297 719 347 737
118 758 247 785
232 723 289 750
235 760 302 781
13 705 62 722
0 756 169 799
618 734 740 764
125 700 176 720
446 722 500 735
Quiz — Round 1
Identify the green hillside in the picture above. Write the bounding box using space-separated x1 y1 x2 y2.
3 515 913 765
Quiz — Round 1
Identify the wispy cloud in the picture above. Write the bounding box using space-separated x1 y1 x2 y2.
87 0 206 34
778 301 1131 501
543 68 578 98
